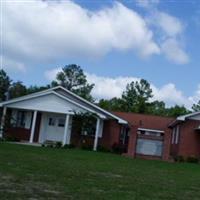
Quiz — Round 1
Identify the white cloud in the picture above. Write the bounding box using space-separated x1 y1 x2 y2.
155 12 183 37
44 67 62 81
1 55 26 72
147 11 189 64
2 0 160 72
86 73 140 99
136 0 159 8
161 38 189 64
45 68 197 109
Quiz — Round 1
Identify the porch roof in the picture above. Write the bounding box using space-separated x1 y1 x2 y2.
0 86 128 124
169 111 200 128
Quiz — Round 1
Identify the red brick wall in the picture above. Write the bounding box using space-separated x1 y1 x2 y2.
112 112 174 161
6 127 31 141
70 119 121 150
178 120 200 157
100 120 121 150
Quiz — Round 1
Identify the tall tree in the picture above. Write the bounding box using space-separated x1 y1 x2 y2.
9 81 27 99
122 79 153 113
26 85 50 95
166 105 190 117
98 98 125 111
147 100 167 116
0 69 11 101
52 64 94 101
192 100 200 112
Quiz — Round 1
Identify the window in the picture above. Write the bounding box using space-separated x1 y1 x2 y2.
48 118 56 126
171 125 180 144
58 118 65 127
137 129 164 137
81 118 96 136
136 139 163 156
120 126 130 145
16 111 26 128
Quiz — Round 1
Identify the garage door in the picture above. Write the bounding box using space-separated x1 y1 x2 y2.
136 138 163 156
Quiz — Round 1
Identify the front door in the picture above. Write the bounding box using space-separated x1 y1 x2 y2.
41 113 66 142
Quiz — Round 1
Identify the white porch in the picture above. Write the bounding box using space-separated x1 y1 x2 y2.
0 87 127 151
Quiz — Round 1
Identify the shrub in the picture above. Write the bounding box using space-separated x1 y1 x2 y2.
186 156 199 164
112 143 126 154
55 142 62 148
63 144 75 149
97 146 110 153
174 155 185 162
5 136 20 142
81 144 93 151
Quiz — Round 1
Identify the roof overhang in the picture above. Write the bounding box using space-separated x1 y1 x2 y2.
0 86 128 124
169 112 200 128
138 128 164 133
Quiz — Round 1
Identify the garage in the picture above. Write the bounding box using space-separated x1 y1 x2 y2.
136 138 163 156
136 128 164 157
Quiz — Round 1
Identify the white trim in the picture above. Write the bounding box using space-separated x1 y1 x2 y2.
138 128 164 133
93 118 100 151
52 91 106 119
29 111 37 143
175 125 180 144
0 106 7 137
54 86 128 124
177 111 200 121
0 89 54 106
63 114 70 145
0 86 128 124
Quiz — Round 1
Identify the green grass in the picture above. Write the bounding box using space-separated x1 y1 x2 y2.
0 143 200 200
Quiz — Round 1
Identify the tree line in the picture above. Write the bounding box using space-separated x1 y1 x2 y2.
1 64 199 117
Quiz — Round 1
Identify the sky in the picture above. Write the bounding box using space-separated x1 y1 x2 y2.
1 0 200 109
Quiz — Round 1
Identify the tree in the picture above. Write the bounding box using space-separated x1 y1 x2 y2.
166 105 190 117
192 100 200 112
52 64 94 101
98 98 125 111
122 79 153 113
9 81 27 99
26 85 50 95
147 100 167 116
0 69 11 101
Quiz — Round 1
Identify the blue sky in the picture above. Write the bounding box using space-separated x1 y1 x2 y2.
1 0 200 108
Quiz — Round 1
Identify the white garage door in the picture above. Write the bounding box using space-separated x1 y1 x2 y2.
136 139 163 156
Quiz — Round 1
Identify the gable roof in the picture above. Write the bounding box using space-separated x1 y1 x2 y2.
169 111 200 127
177 112 200 121
0 86 127 124
112 111 174 130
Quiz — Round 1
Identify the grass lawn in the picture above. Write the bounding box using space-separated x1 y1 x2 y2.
0 143 200 200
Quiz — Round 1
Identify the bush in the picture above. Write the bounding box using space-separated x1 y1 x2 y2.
174 155 185 162
186 156 199 164
55 142 62 148
0 137 5 142
112 143 126 154
63 144 75 149
81 144 93 151
5 136 20 142
97 146 110 153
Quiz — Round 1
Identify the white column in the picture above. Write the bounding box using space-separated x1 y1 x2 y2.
63 114 70 146
93 118 100 151
29 110 37 143
0 107 7 137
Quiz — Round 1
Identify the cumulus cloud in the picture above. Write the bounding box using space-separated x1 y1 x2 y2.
147 10 189 64
1 55 26 72
2 0 160 72
45 68 197 109
136 0 159 8
155 12 183 37
161 38 189 64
